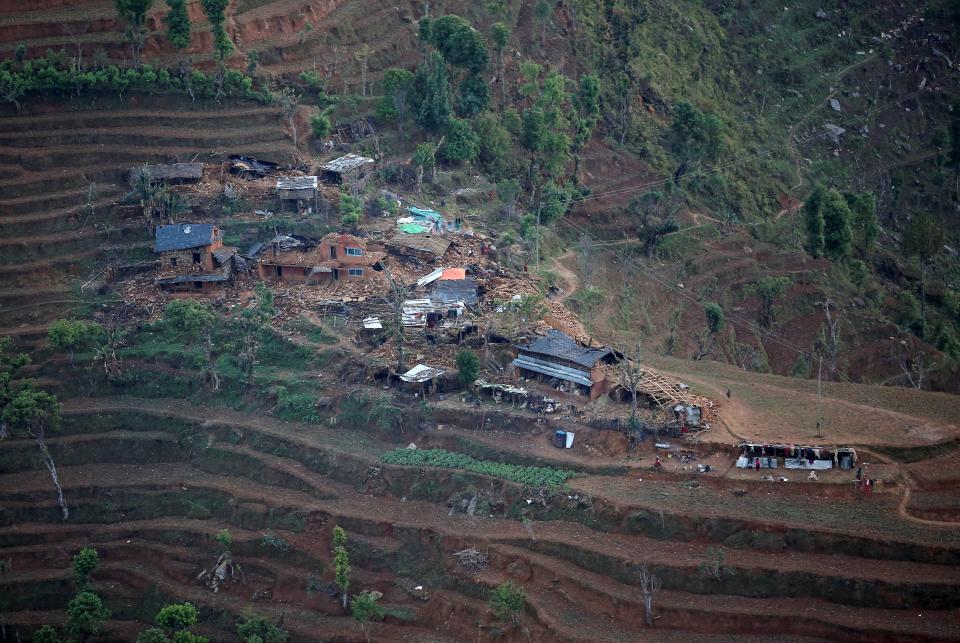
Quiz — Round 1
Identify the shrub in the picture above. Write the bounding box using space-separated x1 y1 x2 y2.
381 448 576 486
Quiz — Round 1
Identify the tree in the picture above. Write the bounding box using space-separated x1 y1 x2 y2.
339 192 363 227
354 43 371 96
48 319 103 364
630 191 679 258
237 612 289 643
381 68 414 130
276 86 302 149
455 350 480 387
845 191 878 258
534 0 552 47
72 548 99 590
455 72 490 118
201 0 232 64
138 603 208 643
698 547 729 581
351 591 384 643
0 341 67 520
747 276 792 328
215 528 232 553
412 141 438 194
115 0 154 65
473 112 511 177
163 300 220 391
490 22 510 107
803 185 825 258
414 51 452 132
333 526 351 610
233 283 274 388
635 566 661 627
66 591 110 642
696 303 725 360
428 15 488 73
670 101 722 180
488 581 525 627
33 625 61 643
903 212 941 338
441 117 479 163
163 0 191 61
821 188 853 260
616 342 644 424
571 73 601 178
310 109 332 138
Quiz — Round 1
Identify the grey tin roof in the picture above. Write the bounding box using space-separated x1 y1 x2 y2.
154 224 218 252
516 330 613 369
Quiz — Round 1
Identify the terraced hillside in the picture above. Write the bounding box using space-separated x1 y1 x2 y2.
2 392 959 641
0 96 293 345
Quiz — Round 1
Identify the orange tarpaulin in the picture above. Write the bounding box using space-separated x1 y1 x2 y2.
441 268 466 280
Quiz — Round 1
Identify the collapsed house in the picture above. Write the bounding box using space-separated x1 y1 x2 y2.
230 155 280 178
736 443 858 470
319 154 375 193
129 162 203 186
385 234 451 263
154 223 235 294
512 330 618 400
276 176 320 213
258 232 385 284
431 268 479 306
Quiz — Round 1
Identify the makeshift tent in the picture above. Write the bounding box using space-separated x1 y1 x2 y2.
407 206 443 223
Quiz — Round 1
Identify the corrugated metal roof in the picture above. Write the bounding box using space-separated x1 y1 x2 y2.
400 364 446 383
432 277 478 305
320 154 374 173
276 176 318 190
517 330 614 369
154 224 218 252
156 273 230 284
512 355 593 387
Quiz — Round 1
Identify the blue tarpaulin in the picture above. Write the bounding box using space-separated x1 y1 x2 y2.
407 206 443 223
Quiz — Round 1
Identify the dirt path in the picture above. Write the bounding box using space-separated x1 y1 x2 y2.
898 470 960 527
550 250 580 303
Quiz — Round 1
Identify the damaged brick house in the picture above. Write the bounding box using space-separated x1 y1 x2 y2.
512 330 618 400
258 232 385 284
154 223 235 294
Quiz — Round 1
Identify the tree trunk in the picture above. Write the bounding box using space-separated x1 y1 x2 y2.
205 330 220 392
919 257 926 339
643 594 653 626
35 433 68 520
416 165 423 195
498 51 506 110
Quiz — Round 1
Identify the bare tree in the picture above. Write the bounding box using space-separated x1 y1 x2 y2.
354 44 371 97
277 87 303 149
893 334 932 390
617 342 644 424
635 566 661 626
817 300 842 380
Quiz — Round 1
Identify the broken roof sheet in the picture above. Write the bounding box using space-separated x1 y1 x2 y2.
432 277 478 305
156 272 229 285
385 234 451 259
230 155 279 176
154 223 218 252
276 176 318 191
320 153 374 173
130 162 203 184
417 267 444 287
400 364 446 383
398 222 431 234
517 329 614 369
441 268 466 280
362 317 383 329
512 355 594 387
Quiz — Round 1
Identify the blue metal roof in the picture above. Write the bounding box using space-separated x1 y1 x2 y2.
155 224 218 252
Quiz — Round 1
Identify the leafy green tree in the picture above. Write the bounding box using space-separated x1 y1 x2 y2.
747 276 792 328
412 141 437 194
521 106 546 152
368 395 403 434
571 73 600 177
163 0 191 56
48 319 103 364
380 68 414 129
339 192 363 227
414 51 452 132
138 602 207 643
201 0 232 61
233 283 274 389
455 350 480 387
804 185 826 258
455 72 490 118
670 101 722 179
538 181 572 226
704 303 725 334
333 526 350 610
163 300 220 390
631 191 679 257
473 112 511 177
534 0 552 47
821 188 853 260
351 591 384 643
66 591 110 642
33 625 61 643
490 22 510 107
310 109 331 138
903 211 941 338
1 338 67 519
215 528 232 552
72 548 99 590
429 15 488 72
489 581 525 627
135 629 168 643
442 117 479 163
844 191 878 258
236 612 289 643
115 0 155 65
